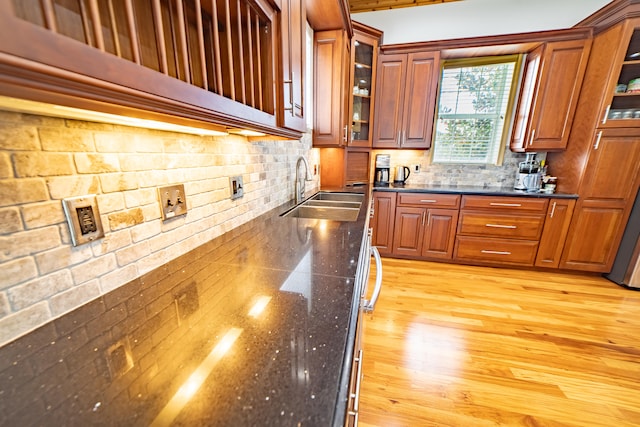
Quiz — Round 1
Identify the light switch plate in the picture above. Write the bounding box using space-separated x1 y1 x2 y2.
230 176 244 200
62 195 104 246
158 184 187 220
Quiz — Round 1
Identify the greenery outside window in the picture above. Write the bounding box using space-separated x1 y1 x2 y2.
432 55 522 165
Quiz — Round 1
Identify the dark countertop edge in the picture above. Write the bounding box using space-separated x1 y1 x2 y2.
373 184 578 199
332 194 372 427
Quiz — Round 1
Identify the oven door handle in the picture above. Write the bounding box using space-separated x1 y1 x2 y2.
363 246 383 313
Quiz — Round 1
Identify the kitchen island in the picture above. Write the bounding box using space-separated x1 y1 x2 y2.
0 188 371 426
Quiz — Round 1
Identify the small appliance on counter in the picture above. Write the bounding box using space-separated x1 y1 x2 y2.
394 165 411 184
374 154 390 186
514 152 542 192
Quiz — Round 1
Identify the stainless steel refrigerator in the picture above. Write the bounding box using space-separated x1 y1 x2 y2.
606 188 640 289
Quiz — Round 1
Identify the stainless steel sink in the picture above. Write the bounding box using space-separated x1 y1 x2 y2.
280 192 363 221
303 200 362 209
309 192 364 203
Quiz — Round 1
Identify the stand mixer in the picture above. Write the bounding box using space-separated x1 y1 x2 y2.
514 152 542 192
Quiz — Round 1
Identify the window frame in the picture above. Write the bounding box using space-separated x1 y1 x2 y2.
431 54 524 166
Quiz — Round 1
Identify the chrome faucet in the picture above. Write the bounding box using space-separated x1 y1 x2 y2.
295 155 312 204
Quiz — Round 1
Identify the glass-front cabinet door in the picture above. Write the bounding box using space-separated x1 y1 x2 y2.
603 21 640 127
349 22 382 147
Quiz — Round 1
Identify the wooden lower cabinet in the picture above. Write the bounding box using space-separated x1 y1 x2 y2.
390 193 460 260
535 199 576 268
422 209 459 260
371 191 396 256
559 129 640 272
454 195 548 267
454 236 539 266
392 206 459 260
371 191 586 269
393 206 425 257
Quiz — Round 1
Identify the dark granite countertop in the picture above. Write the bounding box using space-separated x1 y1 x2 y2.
374 183 578 199
0 188 371 427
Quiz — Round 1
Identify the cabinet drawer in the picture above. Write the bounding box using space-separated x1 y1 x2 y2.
454 236 538 266
458 212 545 240
461 196 548 213
397 193 460 208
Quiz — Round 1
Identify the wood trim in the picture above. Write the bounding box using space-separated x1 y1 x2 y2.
124 0 141 64
246 5 255 108
211 0 223 94
195 0 209 91
152 0 168 74
352 20 383 40
576 0 640 33
88 0 105 51
107 0 123 57
42 0 57 32
380 27 593 56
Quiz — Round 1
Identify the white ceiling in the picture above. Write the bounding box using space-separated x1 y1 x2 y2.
351 0 614 45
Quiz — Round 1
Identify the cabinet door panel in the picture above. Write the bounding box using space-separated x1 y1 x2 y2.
402 51 439 149
281 0 306 132
392 206 424 257
560 206 626 271
581 132 640 204
372 192 397 256
313 30 346 146
423 209 458 260
536 199 576 268
529 39 590 150
372 53 406 148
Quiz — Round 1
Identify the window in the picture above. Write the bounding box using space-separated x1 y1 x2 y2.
432 56 521 165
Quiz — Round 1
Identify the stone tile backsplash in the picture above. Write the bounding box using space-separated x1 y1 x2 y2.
0 110 319 346
373 148 527 188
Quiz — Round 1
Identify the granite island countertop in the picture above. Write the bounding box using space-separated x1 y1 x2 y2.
0 188 371 427
373 183 579 199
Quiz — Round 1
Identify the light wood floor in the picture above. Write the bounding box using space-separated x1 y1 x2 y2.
359 258 640 427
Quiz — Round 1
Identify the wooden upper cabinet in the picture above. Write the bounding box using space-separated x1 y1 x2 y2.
0 0 307 138
560 128 640 272
372 50 440 149
511 38 592 152
280 0 306 132
599 20 640 129
313 29 350 146
348 22 382 148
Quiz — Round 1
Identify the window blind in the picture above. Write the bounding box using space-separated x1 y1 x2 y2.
433 59 517 165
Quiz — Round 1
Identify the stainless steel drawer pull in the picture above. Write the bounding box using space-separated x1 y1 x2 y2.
489 202 522 207
481 250 512 255
420 199 437 203
485 223 517 229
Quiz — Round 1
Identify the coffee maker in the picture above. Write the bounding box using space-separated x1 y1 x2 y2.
374 154 390 186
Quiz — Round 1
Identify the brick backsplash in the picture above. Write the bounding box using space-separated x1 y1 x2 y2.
0 111 319 346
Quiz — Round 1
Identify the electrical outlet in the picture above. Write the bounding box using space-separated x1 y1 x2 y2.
230 176 244 200
62 195 104 246
158 184 187 220
413 164 421 173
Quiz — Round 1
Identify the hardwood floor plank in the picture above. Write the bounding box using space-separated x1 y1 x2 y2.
359 258 640 426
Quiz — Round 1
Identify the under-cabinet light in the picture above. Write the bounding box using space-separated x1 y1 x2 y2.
228 128 267 137
0 96 228 136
